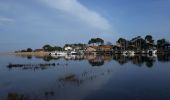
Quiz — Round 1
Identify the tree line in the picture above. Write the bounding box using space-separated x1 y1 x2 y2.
17 35 169 52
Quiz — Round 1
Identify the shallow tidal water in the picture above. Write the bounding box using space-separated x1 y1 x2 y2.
0 54 170 100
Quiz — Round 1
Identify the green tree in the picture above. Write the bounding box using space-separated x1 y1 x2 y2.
96 38 104 45
117 38 127 50
88 38 104 45
27 48 32 52
145 35 154 43
88 38 96 45
53 46 62 51
43 44 52 51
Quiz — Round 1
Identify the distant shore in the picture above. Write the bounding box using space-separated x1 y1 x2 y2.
0 51 50 57
14 52 50 57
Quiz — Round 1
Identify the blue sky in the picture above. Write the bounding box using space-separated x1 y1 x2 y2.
0 0 170 51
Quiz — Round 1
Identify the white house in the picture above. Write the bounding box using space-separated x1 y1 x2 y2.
64 46 73 51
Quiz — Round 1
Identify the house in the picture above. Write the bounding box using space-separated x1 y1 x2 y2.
98 45 113 52
113 45 122 51
73 46 84 51
163 43 170 50
85 46 98 53
146 42 156 49
64 46 73 51
130 36 146 50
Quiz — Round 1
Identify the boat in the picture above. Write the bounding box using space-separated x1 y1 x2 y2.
147 49 157 56
70 51 78 55
122 50 135 56
49 51 67 57
128 50 135 56
122 51 128 56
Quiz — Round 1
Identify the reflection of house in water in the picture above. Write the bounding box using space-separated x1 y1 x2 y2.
157 54 170 62
85 55 112 66
112 54 157 68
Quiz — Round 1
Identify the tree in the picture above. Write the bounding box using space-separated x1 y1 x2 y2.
53 46 62 51
88 38 96 45
27 48 32 52
145 35 154 43
42 44 52 51
88 38 104 45
117 38 127 44
21 50 27 52
96 38 104 45
42 44 63 51
117 38 127 50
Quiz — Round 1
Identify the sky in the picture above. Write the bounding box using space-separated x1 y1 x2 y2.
0 0 170 51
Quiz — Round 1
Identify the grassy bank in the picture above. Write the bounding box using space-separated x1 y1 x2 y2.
14 52 50 57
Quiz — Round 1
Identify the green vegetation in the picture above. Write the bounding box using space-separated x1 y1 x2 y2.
42 44 62 51
88 38 104 45
27 48 33 52
116 35 169 51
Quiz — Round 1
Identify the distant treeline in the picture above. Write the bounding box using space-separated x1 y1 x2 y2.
16 35 170 52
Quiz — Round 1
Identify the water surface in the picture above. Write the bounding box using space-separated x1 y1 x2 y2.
0 54 170 100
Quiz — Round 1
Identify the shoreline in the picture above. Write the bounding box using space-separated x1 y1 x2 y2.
0 51 50 57
14 52 50 57
0 50 169 57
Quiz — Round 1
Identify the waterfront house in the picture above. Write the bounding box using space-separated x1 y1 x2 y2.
113 45 122 51
130 36 146 50
64 46 73 51
98 45 113 52
85 46 98 53
163 43 170 50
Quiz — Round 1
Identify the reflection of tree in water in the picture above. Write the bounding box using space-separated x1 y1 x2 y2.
58 74 83 87
113 54 128 65
42 56 60 62
130 55 157 68
86 55 112 67
6 63 68 71
112 54 158 68
27 55 32 60
88 60 104 66
144 56 156 68
58 69 113 87
6 69 113 100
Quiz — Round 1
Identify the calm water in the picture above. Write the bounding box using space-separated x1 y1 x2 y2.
0 54 170 100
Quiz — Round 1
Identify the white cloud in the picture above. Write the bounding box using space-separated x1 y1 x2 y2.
40 0 112 31
0 16 15 25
